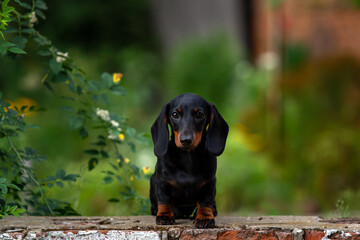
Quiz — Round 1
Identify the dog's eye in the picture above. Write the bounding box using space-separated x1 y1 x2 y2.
195 111 205 120
171 112 180 119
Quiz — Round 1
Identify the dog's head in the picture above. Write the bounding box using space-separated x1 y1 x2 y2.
151 93 229 157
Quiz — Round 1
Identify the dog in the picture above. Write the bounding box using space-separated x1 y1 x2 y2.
150 93 229 228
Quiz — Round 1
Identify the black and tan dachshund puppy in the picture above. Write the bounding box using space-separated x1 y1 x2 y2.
150 93 229 228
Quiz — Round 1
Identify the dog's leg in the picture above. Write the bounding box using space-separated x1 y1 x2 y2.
150 175 158 216
155 182 175 225
194 179 216 228
156 203 175 225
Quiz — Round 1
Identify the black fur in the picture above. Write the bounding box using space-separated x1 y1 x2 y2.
150 93 229 228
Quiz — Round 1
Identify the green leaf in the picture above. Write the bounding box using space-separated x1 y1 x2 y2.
44 176 56 182
3 6 15 14
126 127 136 138
66 80 76 92
76 86 82 95
101 72 112 88
49 59 62 74
0 45 6 55
19 2 31 9
88 157 98 171
38 50 51 56
100 150 109 158
92 138 106 146
63 174 80 181
116 175 124 184
22 28 36 34
102 176 113 184
14 35 27 49
2 0 10 8
0 184 8 194
68 116 83 130
25 147 37 156
52 72 68 83
35 0 47 10
108 198 120 203
56 169 66 179
84 149 99 155
110 86 127 96
78 126 88 138
8 47 26 54
86 80 101 92
109 163 118 171
56 181 64 188
35 9 46 20
43 81 54 92
14 0 23 5
0 41 16 48
128 142 136 153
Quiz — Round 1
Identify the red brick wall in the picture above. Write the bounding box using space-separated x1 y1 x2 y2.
253 0 360 60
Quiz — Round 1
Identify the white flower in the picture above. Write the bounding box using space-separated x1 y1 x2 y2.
29 12 37 27
56 52 69 63
110 120 119 127
96 108 110 121
107 127 123 140
107 130 117 140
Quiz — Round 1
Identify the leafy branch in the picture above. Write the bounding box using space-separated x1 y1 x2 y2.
6 136 54 215
0 0 150 217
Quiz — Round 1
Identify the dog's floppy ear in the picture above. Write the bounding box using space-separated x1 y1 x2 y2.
151 104 169 157
205 103 229 156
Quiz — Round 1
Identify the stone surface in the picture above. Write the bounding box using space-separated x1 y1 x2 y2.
1 216 360 239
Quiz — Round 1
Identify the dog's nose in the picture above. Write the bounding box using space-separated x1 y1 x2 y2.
180 137 192 147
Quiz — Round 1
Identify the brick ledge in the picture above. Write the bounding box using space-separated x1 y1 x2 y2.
1 216 360 239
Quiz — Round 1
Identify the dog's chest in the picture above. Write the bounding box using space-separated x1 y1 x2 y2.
164 154 212 188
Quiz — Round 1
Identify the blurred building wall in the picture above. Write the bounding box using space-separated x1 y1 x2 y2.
253 0 360 60
151 0 251 56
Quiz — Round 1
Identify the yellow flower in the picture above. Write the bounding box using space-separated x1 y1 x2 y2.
7 98 37 116
117 158 121 163
113 73 123 83
124 158 130 164
118 133 125 141
142 166 150 174
130 176 134 181
4 107 8 113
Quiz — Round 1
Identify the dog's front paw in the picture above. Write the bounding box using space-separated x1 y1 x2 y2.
194 218 215 228
194 204 216 228
156 215 175 225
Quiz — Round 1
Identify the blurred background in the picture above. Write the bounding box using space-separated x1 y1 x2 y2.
2 0 360 216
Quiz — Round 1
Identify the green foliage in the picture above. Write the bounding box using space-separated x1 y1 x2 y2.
0 178 26 218
165 33 239 109
333 199 350 218
283 44 309 71
0 0 15 40
0 0 149 218
350 0 360 8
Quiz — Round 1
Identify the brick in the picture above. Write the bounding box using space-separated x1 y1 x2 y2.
2 216 360 240
304 230 325 240
218 230 242 240
180 229 218 240
276 231 294 240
